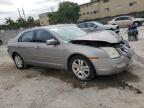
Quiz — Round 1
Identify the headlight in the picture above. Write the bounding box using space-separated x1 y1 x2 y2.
101 47 120 59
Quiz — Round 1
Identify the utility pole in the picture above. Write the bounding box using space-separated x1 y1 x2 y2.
22 8 26 20
18 8 22 18
50 7 54 12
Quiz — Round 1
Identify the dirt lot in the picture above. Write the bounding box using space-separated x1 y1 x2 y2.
1 27 144 108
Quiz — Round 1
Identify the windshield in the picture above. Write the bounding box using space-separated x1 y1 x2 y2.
93 22 104 26
50 26 87 41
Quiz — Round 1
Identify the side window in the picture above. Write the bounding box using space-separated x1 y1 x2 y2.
78 23 86 28
115 17 123 21
88 23 96 27
115 17 130 21
122 17 130 20
35 30 54 43
19 31 34 42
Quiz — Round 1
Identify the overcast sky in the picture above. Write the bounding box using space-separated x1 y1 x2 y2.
0 0 90 24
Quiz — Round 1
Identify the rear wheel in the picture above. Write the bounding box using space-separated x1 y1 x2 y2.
14 54 27 69
69 55 96 81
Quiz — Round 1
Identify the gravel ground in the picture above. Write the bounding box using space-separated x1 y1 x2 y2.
0 27 144 108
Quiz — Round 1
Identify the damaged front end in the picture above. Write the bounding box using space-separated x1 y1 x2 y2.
70 40 133 59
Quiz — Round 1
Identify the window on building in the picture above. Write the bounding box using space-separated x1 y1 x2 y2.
90 12 93 14
87 12 89 14
81 5 84 8
103 0 109 3
116 4 123 9
104 8 109 12
89 3 92 6
83 13 85 15
129 2 137 6
94 11 98 14
91 0 97 2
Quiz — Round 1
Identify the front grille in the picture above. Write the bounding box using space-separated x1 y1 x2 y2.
113 42 132 58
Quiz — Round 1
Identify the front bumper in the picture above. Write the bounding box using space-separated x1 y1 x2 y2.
91 55 131 75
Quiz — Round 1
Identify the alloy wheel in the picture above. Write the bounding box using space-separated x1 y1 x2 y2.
15 55 23 68
72 59 90 80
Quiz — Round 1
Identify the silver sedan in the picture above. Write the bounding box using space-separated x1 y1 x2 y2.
7 24 131 80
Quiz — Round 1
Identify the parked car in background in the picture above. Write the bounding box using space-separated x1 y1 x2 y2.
108 16 144 27
8 25 131 81
78 21 120 33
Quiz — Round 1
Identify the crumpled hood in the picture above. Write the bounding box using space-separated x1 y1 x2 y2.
71 30 122 44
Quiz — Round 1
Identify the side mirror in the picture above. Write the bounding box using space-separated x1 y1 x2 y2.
46 39 58 45
129 17 133 20
93 25 98 28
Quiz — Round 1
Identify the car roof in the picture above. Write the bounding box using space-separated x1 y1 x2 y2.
80 21 99 24
116 16 133 18
25 24 77 31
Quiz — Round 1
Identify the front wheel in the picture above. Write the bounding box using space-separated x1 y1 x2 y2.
69 55 96 81
14 54 27 69
133 22 140 27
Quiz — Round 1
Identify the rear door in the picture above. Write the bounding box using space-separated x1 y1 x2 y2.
17 30 37 63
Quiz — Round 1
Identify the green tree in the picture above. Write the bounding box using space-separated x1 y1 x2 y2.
17 18 27 28
27 16 35 27
4 17 40 30
34 19 40 26
5 17 18 29
5 17 13 25
59 1 80 23
48 12 59 24
49 1 80 24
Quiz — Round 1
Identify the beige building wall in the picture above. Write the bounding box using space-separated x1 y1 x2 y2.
39 12 50 26
79 0 144 22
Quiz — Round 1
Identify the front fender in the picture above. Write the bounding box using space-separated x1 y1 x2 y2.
66 43 109 59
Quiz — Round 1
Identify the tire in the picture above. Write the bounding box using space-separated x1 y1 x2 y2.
69 55 96 81
133 21 140 27
0 40 3 46
14 54 27 69
135 35 138 41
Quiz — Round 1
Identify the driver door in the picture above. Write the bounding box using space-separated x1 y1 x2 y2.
32 29 65 68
